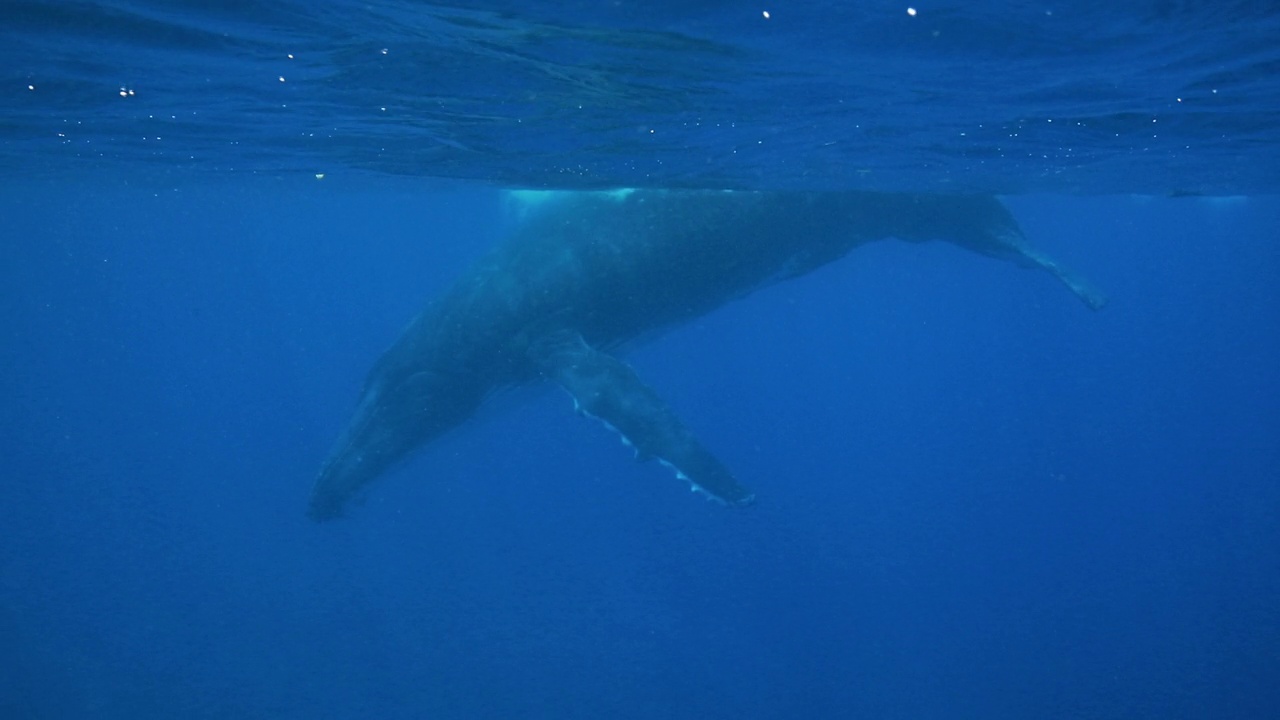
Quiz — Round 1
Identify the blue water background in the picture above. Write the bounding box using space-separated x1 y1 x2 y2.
3 2 1280 718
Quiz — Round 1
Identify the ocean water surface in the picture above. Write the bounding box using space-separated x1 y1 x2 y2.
2 2 1278 719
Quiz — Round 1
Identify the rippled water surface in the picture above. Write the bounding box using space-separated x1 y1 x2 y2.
5 0 1279 193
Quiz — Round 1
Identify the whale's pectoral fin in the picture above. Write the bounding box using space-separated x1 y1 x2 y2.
528 329 754 506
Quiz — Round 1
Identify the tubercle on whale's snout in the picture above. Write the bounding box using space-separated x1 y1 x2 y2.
308 493 346 522
308 365 492 521
308 454 362 521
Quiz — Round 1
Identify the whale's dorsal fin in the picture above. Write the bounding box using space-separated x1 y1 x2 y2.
528 329 755 506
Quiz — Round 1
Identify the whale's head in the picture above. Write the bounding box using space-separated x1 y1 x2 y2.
309 366 486 520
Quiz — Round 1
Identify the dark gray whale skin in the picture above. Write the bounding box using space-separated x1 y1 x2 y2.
310 190 1103 520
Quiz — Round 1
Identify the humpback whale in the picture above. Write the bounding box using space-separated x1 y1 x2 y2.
310 190 1103 520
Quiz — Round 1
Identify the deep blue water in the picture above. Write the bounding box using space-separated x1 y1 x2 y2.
3 2 1280 719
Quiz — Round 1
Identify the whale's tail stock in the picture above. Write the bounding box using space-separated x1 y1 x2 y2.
916 194 1108 311
1017 243 1109 310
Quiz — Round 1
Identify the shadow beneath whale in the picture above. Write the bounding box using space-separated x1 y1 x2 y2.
310 190 1104 520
